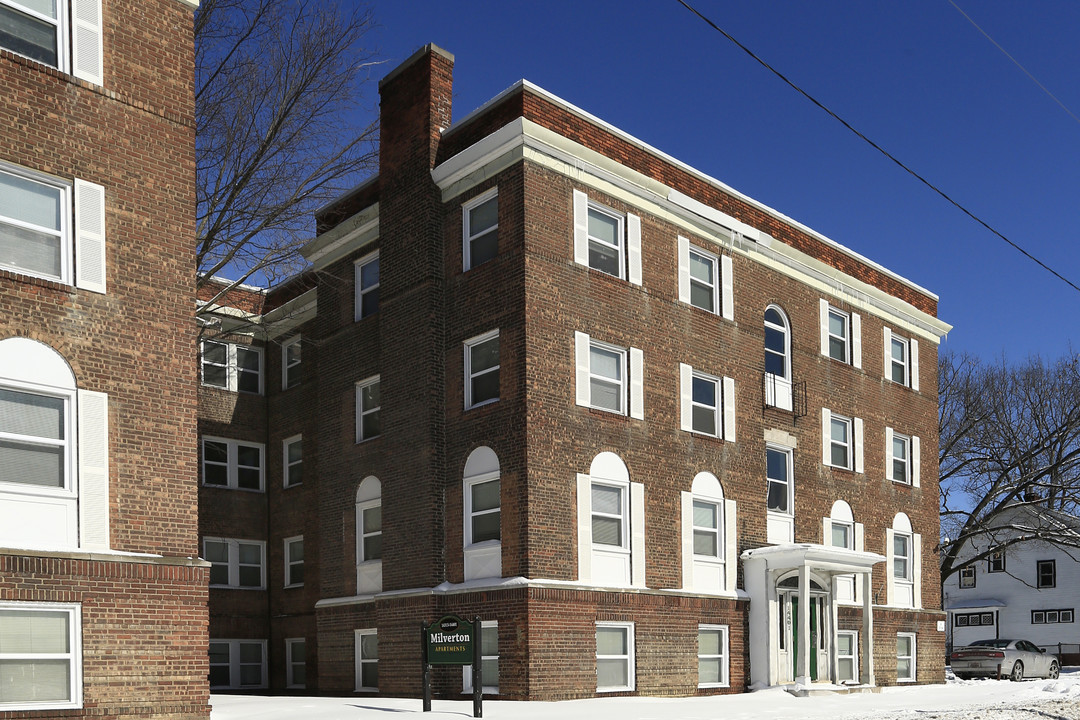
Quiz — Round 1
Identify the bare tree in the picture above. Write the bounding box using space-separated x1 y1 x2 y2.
195 0 380 311
938 351 1080 584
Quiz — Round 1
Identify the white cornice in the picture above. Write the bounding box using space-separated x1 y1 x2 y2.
303 203 379 271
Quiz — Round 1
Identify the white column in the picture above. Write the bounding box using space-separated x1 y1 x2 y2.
830 574 840 683
862 571 875 685
797 564 811 685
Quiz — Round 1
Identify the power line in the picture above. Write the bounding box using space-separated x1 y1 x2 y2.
673 0 1080 297
949 0 1080 128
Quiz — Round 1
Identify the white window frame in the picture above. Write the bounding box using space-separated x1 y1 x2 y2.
692 497 722 561
204 537 266 590
885 427 920 487
200 340 263 394
201 436 265 492
465 471 500 548
0 0 101 83
573 189 641 285
595 621 635 692
896 632 916 683
766 445 793 517
285 637 306 689
281 335 301 390
827 307 850 363
588 340 627 415
959 566 975 589
0 0 68 72
354 250 379 321
464 329 500 410
837 630 858 684
891 431 910 484
682 472 736 594
0 383 75 495
591 479 629 552
357 499 381 564
987 551 1005 573
0 601 82 711
684 243 719 314
820 299 861 367
575 332 643 419
1038 559 1056 588
0 163 71 284
283 434 302 488
829 415 853 470
697 624 729 688
355 375 380 443
893 531 912 583
463 620 499 694
283 535 304 588
889 334 908 385
355 477 382 594
463 187 498 271
884 327 919 390
209 639 267 690
355 629 378 692
587 202 625 280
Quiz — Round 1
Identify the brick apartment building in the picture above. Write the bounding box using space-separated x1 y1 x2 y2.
199 44 951 699
0 0 208 717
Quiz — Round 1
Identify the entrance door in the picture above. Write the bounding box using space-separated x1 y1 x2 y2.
780 590 828 682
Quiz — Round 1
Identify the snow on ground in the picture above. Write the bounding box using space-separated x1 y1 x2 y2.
211 668 1080 720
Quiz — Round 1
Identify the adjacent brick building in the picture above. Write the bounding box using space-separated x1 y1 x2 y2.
200 44 951 699
0 0 207 717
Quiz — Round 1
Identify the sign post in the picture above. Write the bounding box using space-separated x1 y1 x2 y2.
422 615 482 718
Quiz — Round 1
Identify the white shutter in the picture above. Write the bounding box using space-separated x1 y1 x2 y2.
722 376 736 442
910 338 920 391
821 408 832 465
721 254 734 321
885 528 895 606
885 426 894 482
913 533 922 608
74 179 106 293
912 436 921 488
629 347 644 420
854 417 864 474
77 389 109 550
883 327 893 378
577 474 592 581
724 499 737 592
627 213 642 285
72 0 104 85
819 299 829 357
679 363 693 432
574 332 590 407
630 482 646 587
681 491 694 589
573 190 589 266
822 517 832 545
677 236 691 304
851 312 862 369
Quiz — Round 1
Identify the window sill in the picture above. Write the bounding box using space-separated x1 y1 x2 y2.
466 398 499 412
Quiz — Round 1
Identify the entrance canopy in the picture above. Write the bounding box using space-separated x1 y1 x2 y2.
741 543 884 575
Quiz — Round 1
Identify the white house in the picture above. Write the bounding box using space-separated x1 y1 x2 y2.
943 505 1080 662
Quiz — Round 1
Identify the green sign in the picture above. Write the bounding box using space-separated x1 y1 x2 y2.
425 615 475 665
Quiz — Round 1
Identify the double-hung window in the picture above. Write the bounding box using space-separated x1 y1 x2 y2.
837 630 858 683
205 537 265 589
281 336 301 389
355 376 380 442
0 602 82 710
595 622 634 692
0 386 72 492
354 629 378 691
819 299 861 367
0 0 102 83
463 188 498 270
575 332 643 419
697 624 729 688
679 364 735 440
354 251 379 320
959 566 975 589
284 535 303 588
893 532 911 583
578 453 643 587
887 514 920 608
463 621 499 694
201 341 262 394
285 638 306 689
886 428 920 486
987 551 1005 573
466 475 500 546
1038 560 1056 588
572 190 641 284
202 437 264 491
822 409 863 473
677 237 734 320
464 330 499 409
209 639 266 689
283 435 302 488
884 328 919 390
766 446 792 515
355 477 382 594
591 482 627 551
682 472 733 593
692 499 721 560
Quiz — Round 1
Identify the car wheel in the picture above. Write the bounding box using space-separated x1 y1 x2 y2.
954 672 969 680
1048 661 1060 680
1009 661 1024 682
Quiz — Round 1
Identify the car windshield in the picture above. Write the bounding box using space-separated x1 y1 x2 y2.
970 639 1011 648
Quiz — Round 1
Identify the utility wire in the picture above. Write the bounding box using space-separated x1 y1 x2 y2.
674 0 1080 296
949 0 1080 128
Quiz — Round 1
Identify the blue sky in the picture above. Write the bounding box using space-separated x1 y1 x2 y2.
362 0 1080 362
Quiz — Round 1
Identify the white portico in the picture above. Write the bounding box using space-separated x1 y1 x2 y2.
742 544 884 689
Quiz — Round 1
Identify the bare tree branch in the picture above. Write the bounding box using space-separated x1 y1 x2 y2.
194 0 380 307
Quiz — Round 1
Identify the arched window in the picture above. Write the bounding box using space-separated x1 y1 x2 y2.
355 476 382 594
577 452 644 587
764 305 793 411
681 472 736 593
825 500 863 603
0 337 108 550
887 512 921 609
463 446 501 580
